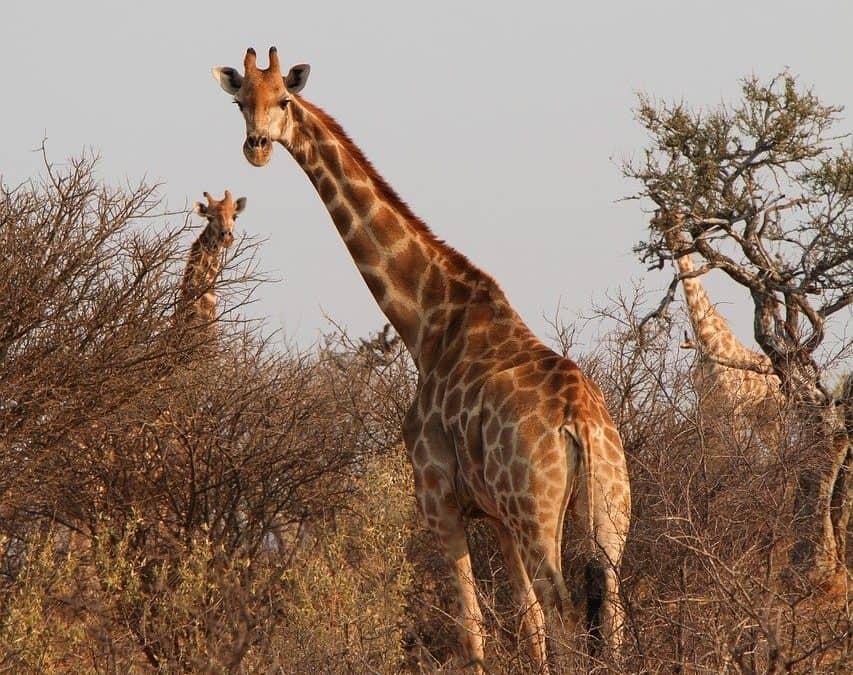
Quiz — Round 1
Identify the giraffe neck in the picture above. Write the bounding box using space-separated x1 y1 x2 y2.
279 98 504 371
179 225 223 323
668 233 767 366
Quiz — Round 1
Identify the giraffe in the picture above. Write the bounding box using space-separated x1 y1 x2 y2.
657 212 784 426
59 192 246 654
176 190 246 332
65 189 245 567
154 188 245 516
136 189 244 548
212 47 630 671
143 189 245 503
828 373 852 584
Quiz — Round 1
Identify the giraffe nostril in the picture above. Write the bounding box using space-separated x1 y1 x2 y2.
247 134 270 149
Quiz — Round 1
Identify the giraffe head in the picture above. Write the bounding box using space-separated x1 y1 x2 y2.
212 47 311 167
193 190 246 248
651 208 688 252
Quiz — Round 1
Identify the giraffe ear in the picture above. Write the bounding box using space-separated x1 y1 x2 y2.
284 64 310 93
193 201 208 216
234 197 247 214
212 66 243 95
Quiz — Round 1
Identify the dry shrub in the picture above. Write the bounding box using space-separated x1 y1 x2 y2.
0 528 89 672
1 155 849 673
270 451 416 673
586 293 852 674
0 153 415 672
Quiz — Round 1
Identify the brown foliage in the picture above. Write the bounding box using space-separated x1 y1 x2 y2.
625 71 853 585
0 154 412 671
0 155 849 673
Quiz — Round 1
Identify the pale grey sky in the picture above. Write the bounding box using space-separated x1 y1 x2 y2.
3 1 851 349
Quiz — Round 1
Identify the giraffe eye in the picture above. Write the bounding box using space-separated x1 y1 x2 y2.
279 98 290 110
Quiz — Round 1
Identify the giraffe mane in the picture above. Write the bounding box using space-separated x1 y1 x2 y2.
299 97 504 291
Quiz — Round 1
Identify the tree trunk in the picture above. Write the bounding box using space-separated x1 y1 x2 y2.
828 441 852 570
790 403 851 587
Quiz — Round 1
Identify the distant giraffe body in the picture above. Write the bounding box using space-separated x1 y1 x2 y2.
68 191 247 611
152 190 245 471
177 190 245 331
661 217 784 422
213 48 630 671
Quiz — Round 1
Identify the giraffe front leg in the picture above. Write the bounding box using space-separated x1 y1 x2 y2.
406 425 486 671
491 521 549 671
416 483 485 671
445 526 486 672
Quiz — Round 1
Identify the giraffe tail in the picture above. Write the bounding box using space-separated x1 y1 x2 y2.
563 420 596 548
583 558 607 646
564 419 606 640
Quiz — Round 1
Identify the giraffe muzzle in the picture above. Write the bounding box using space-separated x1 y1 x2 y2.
243 134 272 166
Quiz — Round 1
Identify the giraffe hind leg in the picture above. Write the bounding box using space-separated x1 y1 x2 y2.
587 498 629 653
513 520 582 672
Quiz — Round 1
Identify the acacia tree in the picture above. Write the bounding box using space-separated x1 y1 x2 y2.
624 72 852 584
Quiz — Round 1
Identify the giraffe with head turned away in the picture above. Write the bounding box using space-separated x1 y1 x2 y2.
657 212 784 429
177 190 246 333
212 47 630 671
659 214 853 580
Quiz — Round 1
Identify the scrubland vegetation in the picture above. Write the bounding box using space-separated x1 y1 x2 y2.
1 72 850 673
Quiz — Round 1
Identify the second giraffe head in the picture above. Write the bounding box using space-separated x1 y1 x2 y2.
212 46 310 167
193 190 246 248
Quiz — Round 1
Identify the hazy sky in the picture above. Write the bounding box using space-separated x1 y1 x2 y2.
3 1 851 350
